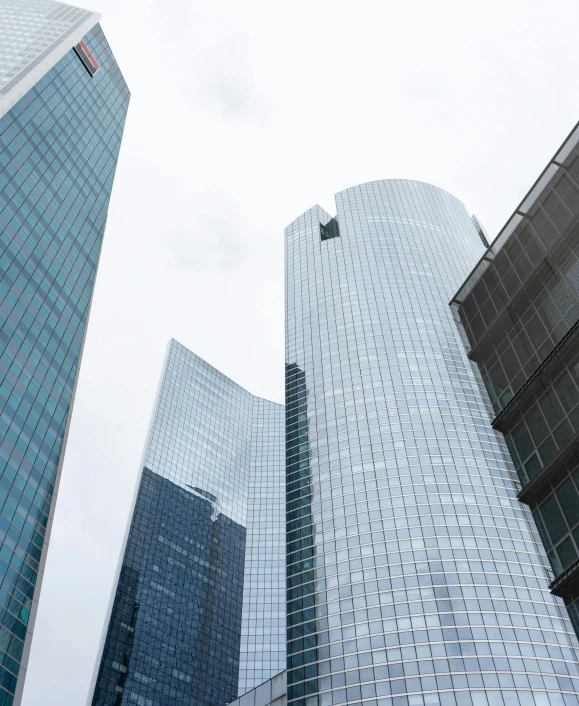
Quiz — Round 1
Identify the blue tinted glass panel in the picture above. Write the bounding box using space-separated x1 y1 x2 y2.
0 23 129 704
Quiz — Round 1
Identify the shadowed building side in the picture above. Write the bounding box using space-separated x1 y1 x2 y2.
451 121 579 639
91 468 246 706
88 341 285 706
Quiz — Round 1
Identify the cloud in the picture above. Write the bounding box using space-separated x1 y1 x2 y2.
195 32 266 119
166 202 247 272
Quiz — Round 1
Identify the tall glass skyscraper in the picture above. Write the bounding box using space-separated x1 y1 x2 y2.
89 341 285 706
0 2 129 703
285 181 579 706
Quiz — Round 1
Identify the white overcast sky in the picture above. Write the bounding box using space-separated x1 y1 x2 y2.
20 0 579 704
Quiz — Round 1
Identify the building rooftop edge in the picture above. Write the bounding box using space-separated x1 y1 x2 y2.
0 7 103 122
285 179 467 233
334 177 465 204
284 204 330 232
449 118 579 306
168 338 283 408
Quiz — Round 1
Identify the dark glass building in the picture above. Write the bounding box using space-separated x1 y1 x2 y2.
89 341 285 706
0 3 129 704
452 122 579 636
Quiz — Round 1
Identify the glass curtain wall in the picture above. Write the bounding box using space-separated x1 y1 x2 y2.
285 180 579 706
89 341 284 706
240 398 286 694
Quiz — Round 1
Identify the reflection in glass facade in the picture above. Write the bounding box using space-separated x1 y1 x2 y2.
0 17 129 706
89 341 284 706
451 122 579 638
285 181 579 706
228 670 287 706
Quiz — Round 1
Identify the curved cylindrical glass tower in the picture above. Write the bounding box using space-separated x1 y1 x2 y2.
285 180 579 706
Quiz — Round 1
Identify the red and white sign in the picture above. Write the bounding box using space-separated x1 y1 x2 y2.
74 40 100 77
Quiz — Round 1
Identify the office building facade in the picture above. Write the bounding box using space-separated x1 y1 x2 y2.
0 2 129 703
285 180 579 706
451 123 579 635
89 341 285 706
229 670 287 706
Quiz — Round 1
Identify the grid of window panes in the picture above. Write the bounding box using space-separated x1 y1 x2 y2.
90 341 285 705
528 448 579 580
239 398 286 694
91 466 247 706
145 340 255 525
498 336 579 487
453 143 579 422
450 133 579 636
0 0 94 93
0 24 128 705
452 162 579 490
467 231 579 422
229 670 287 706
567 597 579 642
285 180 579 706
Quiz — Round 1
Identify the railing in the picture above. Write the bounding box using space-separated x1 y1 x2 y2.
449 120 579 307
492 316 579 429
549 557 579 596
